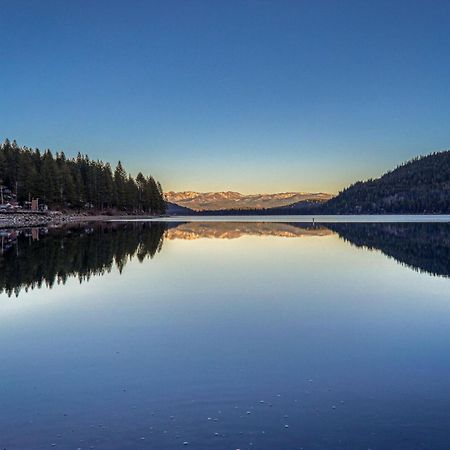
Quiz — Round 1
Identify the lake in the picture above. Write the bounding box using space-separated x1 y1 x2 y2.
1 219 450 449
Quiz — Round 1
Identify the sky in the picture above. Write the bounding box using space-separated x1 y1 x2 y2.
1 0 450 194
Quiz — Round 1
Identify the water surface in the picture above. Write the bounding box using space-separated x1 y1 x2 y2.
114 214 450 223
1 221 449 449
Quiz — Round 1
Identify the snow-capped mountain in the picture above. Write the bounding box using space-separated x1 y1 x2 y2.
165 191 333 211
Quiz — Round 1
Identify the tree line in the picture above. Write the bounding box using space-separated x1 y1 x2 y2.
323 151 450 214
0 138 166 213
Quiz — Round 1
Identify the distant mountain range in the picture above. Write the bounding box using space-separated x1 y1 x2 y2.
166 151 450 215
165 191 332 211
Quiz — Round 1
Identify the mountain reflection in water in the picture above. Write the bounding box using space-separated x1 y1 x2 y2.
0 221 449 296
164 221 333 239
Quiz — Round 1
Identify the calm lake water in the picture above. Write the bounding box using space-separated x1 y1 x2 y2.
1 219 450 449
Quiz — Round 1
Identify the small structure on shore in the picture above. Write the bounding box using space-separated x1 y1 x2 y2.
31 199 39 212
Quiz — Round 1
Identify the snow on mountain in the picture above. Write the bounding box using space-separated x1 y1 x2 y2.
165 191 333 211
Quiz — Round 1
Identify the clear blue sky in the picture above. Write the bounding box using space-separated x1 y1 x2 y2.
1 0 449 194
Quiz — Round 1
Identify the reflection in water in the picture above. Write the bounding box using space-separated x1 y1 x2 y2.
165 221 332 239
1 221 449 297
0 223 166 297
328 222 450 278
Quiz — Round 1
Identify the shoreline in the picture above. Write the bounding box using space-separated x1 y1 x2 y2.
120 214 450 223
0 212 166 229
2 211 450 228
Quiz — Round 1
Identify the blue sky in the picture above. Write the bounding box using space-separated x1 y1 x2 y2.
1 0 449 194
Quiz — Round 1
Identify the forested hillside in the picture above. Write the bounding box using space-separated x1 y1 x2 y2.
323 151 450 214
0 139 166 213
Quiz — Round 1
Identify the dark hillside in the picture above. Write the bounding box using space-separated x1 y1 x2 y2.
324 151 450 214
165 202 196 215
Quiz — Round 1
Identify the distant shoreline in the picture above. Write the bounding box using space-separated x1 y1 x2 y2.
100 213 450 224
2 211 450 229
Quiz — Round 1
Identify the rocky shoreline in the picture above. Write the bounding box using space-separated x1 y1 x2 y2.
0 211 70 228
0 212 164 228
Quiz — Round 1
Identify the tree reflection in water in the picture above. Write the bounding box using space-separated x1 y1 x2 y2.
0 222 166 297
327 222 450 278
0 221 448 297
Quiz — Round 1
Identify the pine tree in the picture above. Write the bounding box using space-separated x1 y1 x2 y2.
114 161 128 209
136 172 146 212
40 150 57 204
0 139 167 213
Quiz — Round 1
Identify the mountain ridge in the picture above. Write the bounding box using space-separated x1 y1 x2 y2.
321 150 450 214
165 191 333 211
